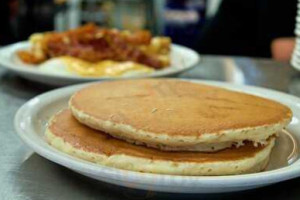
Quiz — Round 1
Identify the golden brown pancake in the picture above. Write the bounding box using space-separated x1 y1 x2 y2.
69 79 291 151
46 109 275 175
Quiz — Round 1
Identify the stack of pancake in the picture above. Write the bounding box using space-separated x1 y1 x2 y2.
46 79 292 175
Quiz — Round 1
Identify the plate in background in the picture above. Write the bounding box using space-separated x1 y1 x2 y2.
0 42 200 86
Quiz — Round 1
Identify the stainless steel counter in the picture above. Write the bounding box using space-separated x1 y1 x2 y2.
1 56 300 200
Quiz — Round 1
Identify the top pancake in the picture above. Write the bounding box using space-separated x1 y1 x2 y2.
69 79 292 148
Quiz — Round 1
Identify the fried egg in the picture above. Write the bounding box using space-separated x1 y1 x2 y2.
38 56 154 77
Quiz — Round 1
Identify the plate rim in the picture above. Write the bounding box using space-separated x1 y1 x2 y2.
14 79 300 192
0 41 200 81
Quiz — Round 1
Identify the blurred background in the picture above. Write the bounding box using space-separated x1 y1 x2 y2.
0 0 297 61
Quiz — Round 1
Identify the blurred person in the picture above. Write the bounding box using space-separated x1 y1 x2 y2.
17 0 55 41
0 0 17 45
197 0 297 61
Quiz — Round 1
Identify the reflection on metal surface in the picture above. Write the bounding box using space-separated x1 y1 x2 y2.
223 58 245 84
21 149 34 163
288 75 300 98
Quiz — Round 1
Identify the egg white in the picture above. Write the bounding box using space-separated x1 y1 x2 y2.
38 58 77 76
37 57 154 77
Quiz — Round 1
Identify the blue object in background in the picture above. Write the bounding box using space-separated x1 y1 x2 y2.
163 0 206 49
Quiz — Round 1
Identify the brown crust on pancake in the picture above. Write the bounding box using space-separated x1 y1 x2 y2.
69 79 291 150
48 110 271 163
70 79 292 135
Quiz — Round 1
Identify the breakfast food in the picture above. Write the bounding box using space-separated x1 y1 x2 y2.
69 79 292 152
37 57 154 77
17 24 171 77
45 79 292 175
46 109 275 176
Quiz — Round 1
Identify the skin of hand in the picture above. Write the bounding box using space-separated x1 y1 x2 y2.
271 37 295 61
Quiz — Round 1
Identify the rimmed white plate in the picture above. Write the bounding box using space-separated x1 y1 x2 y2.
291 49 300 70
290 58 300 70
14 80 300 193
294 28 300 36
291 59 300 71
0 42 200 86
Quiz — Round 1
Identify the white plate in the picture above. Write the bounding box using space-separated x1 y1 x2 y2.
0 42 200 86
290 44 300 68
294 28 300 36
290 56 300 70
14 80 300 193
291 58 300 71
294 27 300 34
291 49 300 69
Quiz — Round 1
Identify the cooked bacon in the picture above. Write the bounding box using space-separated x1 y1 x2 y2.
105 31 162 68
17 51 45 64
18 23 170 69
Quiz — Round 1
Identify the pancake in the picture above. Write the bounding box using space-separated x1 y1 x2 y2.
69 79 292 152
46 110 275 176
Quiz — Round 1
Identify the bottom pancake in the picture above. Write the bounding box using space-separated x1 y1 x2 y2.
45 109 275 176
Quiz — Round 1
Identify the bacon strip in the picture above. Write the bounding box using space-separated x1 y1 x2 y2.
20 24 169 69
